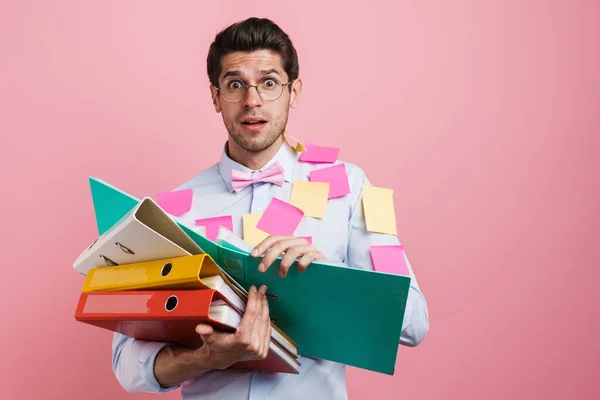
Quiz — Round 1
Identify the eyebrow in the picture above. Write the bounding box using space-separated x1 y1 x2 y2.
222 69 282 80
260 69 281 76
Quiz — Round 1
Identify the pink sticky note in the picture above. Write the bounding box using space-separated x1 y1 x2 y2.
285 135 306 152
309 163 351 199
299 141 340 163
300 236 312 244
195 215 233 241
256 198 304 236
156 189 193 216
370 245 409 276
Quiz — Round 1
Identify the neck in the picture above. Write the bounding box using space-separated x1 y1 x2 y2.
227 136 285 170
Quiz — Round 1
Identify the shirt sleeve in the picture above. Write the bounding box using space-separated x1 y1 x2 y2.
111 332 181 393
344 164 430 347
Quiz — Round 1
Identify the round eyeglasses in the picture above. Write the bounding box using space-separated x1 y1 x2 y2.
214 78 293 103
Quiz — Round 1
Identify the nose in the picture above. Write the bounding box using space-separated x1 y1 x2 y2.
242 85 263 108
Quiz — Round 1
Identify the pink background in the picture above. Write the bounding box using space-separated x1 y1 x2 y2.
1 1 598 399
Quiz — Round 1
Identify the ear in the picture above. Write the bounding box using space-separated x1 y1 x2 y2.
210 84 222 113
289 78 302 109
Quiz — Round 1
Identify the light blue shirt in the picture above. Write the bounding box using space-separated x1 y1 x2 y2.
111 140 429 399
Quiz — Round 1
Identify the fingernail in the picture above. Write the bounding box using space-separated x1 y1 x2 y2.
259 285 267 294
251 249 258 257
279 270 285 278
250 285 257 293
258 263 265 272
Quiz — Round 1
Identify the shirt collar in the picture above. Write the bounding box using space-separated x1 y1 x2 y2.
218 140 298 193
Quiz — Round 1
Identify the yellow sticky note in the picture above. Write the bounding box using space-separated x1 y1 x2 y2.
290 181 330 218
292 138 307 152
243 214 270 246
362 186 397 235
284 133 306 152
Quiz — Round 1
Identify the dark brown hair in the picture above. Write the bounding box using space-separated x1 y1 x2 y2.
207 17 299 88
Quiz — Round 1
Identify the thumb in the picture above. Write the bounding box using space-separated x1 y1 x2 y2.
195 323 214 336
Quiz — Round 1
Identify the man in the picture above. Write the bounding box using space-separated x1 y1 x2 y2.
111 17 429 400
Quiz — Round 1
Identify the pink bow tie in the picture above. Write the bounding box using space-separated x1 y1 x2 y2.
231 161 285 193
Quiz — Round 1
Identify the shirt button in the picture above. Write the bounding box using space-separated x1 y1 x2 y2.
257 207 263 212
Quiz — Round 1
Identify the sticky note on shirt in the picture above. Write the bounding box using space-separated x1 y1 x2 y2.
193 225 207 237
300 236 312 244
309 164 351 199
298 141 340 163
370 245 409 276
284 134 306 152
290 181 330 218
156 189 193 216
362 186 397 235
195 215 233 241
243 214 270 246
256 198 304 235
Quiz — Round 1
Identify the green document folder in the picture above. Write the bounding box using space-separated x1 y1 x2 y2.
87 177 411 375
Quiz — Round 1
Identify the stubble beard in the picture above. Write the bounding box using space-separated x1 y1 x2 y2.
226 109 289 153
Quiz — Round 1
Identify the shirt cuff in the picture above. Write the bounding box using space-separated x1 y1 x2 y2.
138 342 181 392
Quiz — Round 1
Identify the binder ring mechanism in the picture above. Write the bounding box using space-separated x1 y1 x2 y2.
99 254 119 266
87 238 98 250
115 242 135 255
265 293 279 323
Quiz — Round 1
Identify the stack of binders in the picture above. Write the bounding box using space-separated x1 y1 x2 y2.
73 197 300 374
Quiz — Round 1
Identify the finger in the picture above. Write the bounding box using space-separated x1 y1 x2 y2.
249 285 265 352
259 238 306 272
254 237 292 272
195 323 214 336
255 285 270 356
262 294 272 358
262 324 272 359
237 286 260 343
248 285 266 354
195 323 214 348
279 244 312 277
251 235 290 258
297 250 325 273
296 252 314 273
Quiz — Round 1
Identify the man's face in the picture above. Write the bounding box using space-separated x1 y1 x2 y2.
211 50 301 153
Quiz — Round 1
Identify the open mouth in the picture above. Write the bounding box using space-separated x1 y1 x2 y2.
242 121 267 126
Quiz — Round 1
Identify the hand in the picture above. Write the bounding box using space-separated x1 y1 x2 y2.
194 285 272 370
251 235 326 278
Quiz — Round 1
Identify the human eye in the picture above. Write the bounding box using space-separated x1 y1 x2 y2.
227 80 244 90
261 78 279 90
